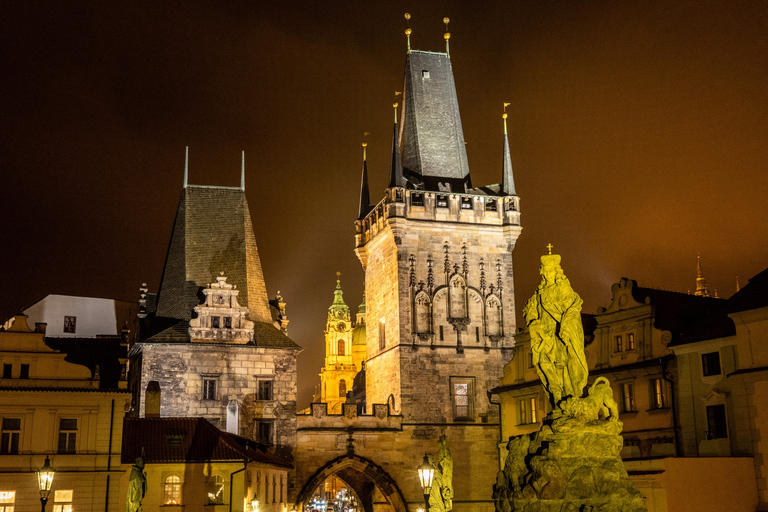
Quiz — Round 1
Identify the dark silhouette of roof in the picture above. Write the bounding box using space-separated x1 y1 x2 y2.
121 417 291 467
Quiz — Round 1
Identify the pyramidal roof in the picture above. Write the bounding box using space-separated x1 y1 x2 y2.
399 50 471 190
155 185 272 324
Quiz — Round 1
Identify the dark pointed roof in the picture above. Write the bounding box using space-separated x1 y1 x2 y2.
389 121 403 188
358 153 371 219
399 51 470 190
155 185 272 324
501 115 516 195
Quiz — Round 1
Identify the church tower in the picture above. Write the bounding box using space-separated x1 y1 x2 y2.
354 35 522 423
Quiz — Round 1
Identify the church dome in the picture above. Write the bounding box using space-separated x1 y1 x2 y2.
352 323 366 345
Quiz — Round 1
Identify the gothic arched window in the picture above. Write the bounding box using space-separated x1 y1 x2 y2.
339 379 347 397
338 339 345 356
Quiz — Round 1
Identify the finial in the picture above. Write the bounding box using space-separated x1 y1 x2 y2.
183 146 189 188
503 102 511 134
546 243 553 255
443 17 450 57
393 102 399 123
404 13 412 53
362 133 369 161
240 150 245 191
336 271 342 289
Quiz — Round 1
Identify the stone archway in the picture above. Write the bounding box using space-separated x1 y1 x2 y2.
295 454 407 512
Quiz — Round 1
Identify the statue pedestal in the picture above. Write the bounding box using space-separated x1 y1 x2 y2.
494 399 646 512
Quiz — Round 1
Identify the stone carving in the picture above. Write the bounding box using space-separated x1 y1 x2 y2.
429 433 454 512
494 250 646 512
523 252 588 407
125 456 147 512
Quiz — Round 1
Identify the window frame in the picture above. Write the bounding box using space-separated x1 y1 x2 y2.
0 418 21 455
206 474 225 505
620 382 635 413
614 335 623 352
57 418 78 454
449 376 475 421
702 351 722 377
649 378 666 410
257 380 273 401
63 316 76 334
52 489 73 512
517 397 538 425
257 420 274 446
0 490 15 512
338 379 347 398
627 333 635 350
202 378 217 401
163 474 182 505
706 403 728 439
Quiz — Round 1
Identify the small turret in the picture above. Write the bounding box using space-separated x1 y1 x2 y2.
358 141 371 219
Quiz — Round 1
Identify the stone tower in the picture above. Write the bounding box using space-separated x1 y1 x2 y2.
354 47 522 423
129 160 301 459
318 274 364 413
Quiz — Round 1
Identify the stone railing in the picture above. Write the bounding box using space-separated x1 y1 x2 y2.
297 402 402 431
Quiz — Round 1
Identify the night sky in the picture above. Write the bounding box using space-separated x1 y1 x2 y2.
2 1 767 407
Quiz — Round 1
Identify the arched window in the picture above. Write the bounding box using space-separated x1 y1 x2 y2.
207 475 224 504
338 339 345 356
164 475 182 505
339 379 347 397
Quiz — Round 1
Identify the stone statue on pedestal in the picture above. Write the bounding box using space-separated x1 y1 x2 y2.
125 456 147 512
429 432 454 512
494 249 646 512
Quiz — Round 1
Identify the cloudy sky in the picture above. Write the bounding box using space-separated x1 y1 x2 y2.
2 1 766 406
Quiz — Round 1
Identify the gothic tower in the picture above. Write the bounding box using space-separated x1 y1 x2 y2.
354 43 522 423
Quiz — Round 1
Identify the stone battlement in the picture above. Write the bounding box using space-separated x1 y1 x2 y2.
297 402 402 431
355 187 521 247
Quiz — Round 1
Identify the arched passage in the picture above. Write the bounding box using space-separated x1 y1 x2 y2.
295 454 407 512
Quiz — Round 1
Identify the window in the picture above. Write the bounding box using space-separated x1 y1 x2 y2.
421 70 430 78
1 419 20 454
272 474 277 503
436 195 448 208
52 490 73 512
257 380 273 401
650 378 665 409
120 363 128 380
203 379 217 400
257 421 273 445
485 199 497 211
58 419 77 453
706 404 728 439
439 325 444 341
475 327 480 342
460 197 473 209
411 193 424 207
338 339 345 356
518 397 538 424
164 475 182 505
702 352 722 377
0 490 15 512
207 475 224 505
620 383 635 413
2 365 11 379
63 316 76 333
339 379 347 397
223 316 232 328
627 333 635 350
450 377 474 420
211 316 220 328
527 351 534 369
378 319 386 349
615 335 623 352
19 365 28 379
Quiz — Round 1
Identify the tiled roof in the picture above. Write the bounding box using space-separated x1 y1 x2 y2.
121 417 291 467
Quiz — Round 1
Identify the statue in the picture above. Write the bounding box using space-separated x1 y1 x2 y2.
522 249 588 406
429 432 453 512
125 456 147 512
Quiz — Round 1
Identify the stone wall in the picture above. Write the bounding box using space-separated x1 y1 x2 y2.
131 343 298 456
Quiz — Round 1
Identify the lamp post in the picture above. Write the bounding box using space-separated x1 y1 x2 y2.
417 454 434 512
36 456 55 512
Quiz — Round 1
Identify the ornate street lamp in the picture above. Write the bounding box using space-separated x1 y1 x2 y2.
37 456 55 512
417 454 434 512
250 499 259 511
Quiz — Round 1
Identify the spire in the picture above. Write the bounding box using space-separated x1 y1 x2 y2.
404 13 412 53
358 139 371 219
389 102 403 188
240 151 245 191
328 272 350 322
501 103 516 195
443 17 450 58
333 272 346 305
694 254 710 297
183 146 189 188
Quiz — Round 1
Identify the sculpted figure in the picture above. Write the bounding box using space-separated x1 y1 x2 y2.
125 456 147 512
429 433 454 512
523 250 588 406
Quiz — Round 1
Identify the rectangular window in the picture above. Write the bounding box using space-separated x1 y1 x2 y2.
517 398 538 424
0 491 15 512
58 419 77 454
439 325 444 341
411 193 424 207
211 316 220 328
257 421 273 445
1 365 10 379
1 419 21 454
19 365 28 380
702 352 722 377
378 319 386 350
63 316 76 333
527 351 534 368
485 199 497 211
621 383 635 413
650 378 665 409
436 195 448 208
450 377 474 420
203 379 217 400
627 333 635 350
615 335 623 352
460 197 473 209
258 380 273 401
52 490 73 512
421 70 430 79
223 316 232 328
475 326 480 342
706 404 728 439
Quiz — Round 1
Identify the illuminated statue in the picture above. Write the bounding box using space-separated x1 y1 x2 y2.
522 247 588 406
125 456 147 512
429 432 453 512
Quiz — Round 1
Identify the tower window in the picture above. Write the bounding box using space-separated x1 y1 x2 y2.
436 195 448 208
378 319 386 349
257 380 273 401
615 335 623 352
460 197 473 209
203 379 217 400
411 193 424 207
338 339 345 356
422 70 430 78
450 377 474 421
223 316 232 328
339 379 347 397
257 421 273 445
485 199 497 211
702 352 722 376
63 316 76 333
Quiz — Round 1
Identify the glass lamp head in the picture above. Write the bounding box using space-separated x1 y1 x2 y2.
37 456 55 500
417 454 434 493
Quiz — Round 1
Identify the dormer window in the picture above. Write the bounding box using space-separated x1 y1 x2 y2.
422 70 430 78
211 316 220 329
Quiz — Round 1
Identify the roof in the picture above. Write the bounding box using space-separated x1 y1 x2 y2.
140 319 301 349
631 285 725 342
727 267 768 314
399 51 471 190
352 323 366 346
155 186 272 324
121 417 292 467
